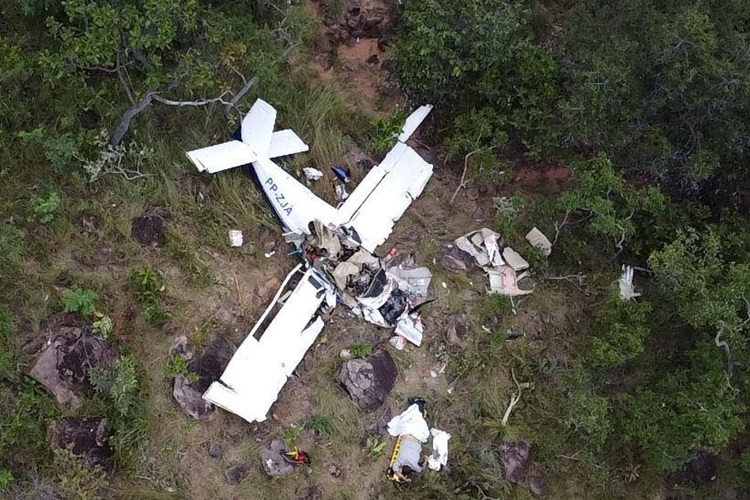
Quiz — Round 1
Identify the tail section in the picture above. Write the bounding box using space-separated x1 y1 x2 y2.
241 98 277 157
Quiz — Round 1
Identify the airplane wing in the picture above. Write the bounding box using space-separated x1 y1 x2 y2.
241 98 277 157
185 141 258 173
398 104 433 142
341 142 433 252
203 265 331 423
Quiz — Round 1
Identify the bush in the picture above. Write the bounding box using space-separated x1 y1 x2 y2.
53 446 108 500
61 286 98 317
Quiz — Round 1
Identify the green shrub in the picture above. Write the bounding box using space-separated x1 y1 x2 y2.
53 446 108 500
129 267 170 326
348 344 372 359
372 109 406 152
29 191 61 224
61 287 98 317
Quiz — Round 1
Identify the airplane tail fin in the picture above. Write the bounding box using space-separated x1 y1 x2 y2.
241 99 277 157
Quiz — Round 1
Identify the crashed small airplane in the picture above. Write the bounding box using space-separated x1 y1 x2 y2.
185 99 434 424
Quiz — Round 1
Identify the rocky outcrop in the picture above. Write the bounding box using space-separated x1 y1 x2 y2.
48 417 114 470
131 207 170 247
30 313 118 410
260 438 296 477
336 349 397 412
172 336 236 420
498 440 532 484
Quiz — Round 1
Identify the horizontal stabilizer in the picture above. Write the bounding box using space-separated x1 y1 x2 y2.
398 104 433 143
186 141 258 173
268 129 309 159
241 99 277 157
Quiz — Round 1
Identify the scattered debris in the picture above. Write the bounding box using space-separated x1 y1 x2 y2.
487 266 533 296
335 184 350 201
525 227 552 256
440 244 475 273
260 439 296 477
498 440 532 484
304 167 324 181
389 335 406 350
427 428 451 471
336 349 397 412
131 207 171 247
229 229 243 247
172 337 236 420
331 166 351 183
48 417 114 470
455 228 504 267
224 464 249 485
30 313 118 410
618 265 640 300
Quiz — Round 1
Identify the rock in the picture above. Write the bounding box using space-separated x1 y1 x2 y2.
260 439 296 477
169 334 194 360
48 417 114 470
224 464 249 485
172 337 236 420
336 350 397 412
498 440 532 484
446 314 469 353
328 463 343 478
214 298 242 330
30 313 118 410
297 485 323 500
365 405 392 435
440 244 475 274
208 442 224 460
366 54 379 65
689 449 718 485
529 475 548 497
131 207 170 247
22 336 44 355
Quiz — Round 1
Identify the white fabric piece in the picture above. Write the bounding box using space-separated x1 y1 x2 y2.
618 265 640 300
395 313 424 346
427 428 451 471
303 167 323 181
229 230 243 247
387 404 430 442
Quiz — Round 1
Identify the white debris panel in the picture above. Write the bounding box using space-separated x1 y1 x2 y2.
427 428 451 471
618 265 640 300
202 266 333 424
455 228 536 296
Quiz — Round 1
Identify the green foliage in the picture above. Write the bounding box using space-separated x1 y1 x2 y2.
0 468 11 489
89 357 147 464
28 190 61 224
129 267 169 326
302 417 335 437
562 0 750 199
565 389 612 455
61 286 98 317
586 291 652 372
371 109 405 152
165 355 197 382
348 343 372 359
53 446 108 500
397 0 560 157
92 313 114 340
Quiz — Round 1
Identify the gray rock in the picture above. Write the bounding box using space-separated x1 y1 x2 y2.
260 439 295 477
48 417 114 470
336 350 397 412
498 440 532 484
297 485 323 500
530 475 548 497
439 244 475 273
208 442 224 460
172 337 236 420
446 314 469 353
224 464 249 485
30 313 118 410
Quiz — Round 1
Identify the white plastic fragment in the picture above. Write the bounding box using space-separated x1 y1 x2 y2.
387 404 430 442
427 428 451 471
487 266 533 296
502 247 529 271
389 335 407 350
395 313 424 346
303 167 323 181
229 230 243 247
618 265 640 300
525 227 552 256
335 184 350 201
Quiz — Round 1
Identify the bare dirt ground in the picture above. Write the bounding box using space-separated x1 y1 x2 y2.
107 2 584 498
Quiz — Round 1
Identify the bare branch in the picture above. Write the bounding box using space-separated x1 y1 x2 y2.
225 76 259 116
109 91 158 146
450 146 497 205
501 369 523 427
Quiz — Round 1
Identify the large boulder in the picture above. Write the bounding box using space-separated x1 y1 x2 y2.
498 440 532 484
224 464 249 485
30 313 118 410
48 417 114 470
260 438 296 477
336 349 397 412
172 336 236 420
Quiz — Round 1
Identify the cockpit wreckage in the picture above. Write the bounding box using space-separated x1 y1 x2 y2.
185 99 434 424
